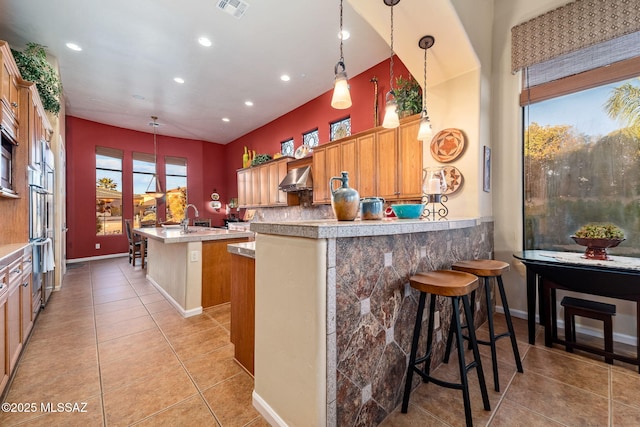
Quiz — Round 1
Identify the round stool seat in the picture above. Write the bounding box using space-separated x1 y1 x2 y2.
452 259 509 277
410 270 478 297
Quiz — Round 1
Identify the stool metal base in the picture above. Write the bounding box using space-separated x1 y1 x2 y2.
402 292 490 427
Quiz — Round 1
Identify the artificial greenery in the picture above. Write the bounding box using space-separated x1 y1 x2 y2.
574 223 625 240
394 76 422 116
11 43 62 115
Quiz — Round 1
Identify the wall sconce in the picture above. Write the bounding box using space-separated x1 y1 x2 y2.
417 35 435 141
331 0 352 109
381 0 400 129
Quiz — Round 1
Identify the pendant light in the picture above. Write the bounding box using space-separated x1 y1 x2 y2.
382 0 400 129
417 35 435 141
145 116 165 199
331 0 352 109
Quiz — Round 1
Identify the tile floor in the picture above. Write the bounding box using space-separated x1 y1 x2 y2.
2 257 640 426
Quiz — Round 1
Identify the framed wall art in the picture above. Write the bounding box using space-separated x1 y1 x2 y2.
483 146 491 192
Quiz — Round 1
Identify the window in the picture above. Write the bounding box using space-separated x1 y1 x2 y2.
302 129 319 148
330 117 350 141
165 156 187 223
523 57 640 258
280 138 294 157
96 147 123 236
133 152 156 227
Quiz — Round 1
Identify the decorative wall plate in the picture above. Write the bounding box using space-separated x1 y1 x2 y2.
430 128 466 163
442 166 463 195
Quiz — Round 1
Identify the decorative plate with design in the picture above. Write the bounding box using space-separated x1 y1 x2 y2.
430 128 466 163
443 166 463 195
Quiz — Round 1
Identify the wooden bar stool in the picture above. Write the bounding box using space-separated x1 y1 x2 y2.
402 270 490 427
444 259 523 392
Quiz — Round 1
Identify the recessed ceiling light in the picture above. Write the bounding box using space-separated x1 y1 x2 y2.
66 42 82 51
222 117 230 122
174 77 185 84
339 30 350 40
132 94 145 100
280 74 291 82
198 37 212 47
244 101 253 106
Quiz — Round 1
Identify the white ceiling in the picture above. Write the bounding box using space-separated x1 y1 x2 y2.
0 0 391 143
0 0 478 144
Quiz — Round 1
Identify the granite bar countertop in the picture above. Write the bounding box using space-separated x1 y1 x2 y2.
227 241 255 259
250 217 483 239
134 226 253 243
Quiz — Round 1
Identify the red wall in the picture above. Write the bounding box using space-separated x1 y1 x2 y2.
65 117 227 259
65 57 413 259
223 56 412 199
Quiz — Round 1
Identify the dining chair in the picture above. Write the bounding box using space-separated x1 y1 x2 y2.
124 219 146 267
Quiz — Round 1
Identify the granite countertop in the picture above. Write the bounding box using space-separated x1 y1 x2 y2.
227 241 255 259
250 217 485 239
134 226 254 243
0 242 30 263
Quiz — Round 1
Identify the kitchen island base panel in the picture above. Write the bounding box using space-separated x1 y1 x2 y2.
146 275 203 318
254 233 328 427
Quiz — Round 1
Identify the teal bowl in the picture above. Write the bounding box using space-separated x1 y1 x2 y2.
391 204 425 219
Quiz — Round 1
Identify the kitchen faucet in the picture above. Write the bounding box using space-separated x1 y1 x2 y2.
182 204 199 233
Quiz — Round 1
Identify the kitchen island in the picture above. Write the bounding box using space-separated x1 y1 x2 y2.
134 226 253 317
250 217 494 427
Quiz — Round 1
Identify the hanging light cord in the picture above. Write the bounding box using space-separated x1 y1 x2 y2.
389 4 394 93
339 0 344 62
422 44 427 112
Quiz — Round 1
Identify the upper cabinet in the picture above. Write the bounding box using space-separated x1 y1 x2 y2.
313 114 423 204
20 82 52 172
0 42 20 144
237 157 289 208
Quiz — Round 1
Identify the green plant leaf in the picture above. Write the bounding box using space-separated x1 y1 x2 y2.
11 43 62 115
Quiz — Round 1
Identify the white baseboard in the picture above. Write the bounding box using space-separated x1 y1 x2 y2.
253 391 289 427
496 305 638 346
146 275 202 318
66 253 127 263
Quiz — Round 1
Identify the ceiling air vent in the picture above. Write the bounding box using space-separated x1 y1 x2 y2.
217 0 249 19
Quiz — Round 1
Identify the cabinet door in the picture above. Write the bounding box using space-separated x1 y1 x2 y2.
7 280 21 372
268 161 287 205
0 289 7 394
259 165 269 207
312 147 328 204
397 119 423 198
340 137 358 193
377 128 399 199
251 167 261 206
357 134 376 198
325 145 341 201
20 271 33 340
237 169 248 207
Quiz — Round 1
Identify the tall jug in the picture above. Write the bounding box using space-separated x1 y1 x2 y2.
330 171 360 221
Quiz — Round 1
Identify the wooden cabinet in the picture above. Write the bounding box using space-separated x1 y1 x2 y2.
0 267 9 394
267 160 287 205
0 41 21 144
230 252 255 375
20 250 33 340
313 115 423 204
201 237 250 307
237 157 290 208
312 143 341 204
20 83 50 171
6 257 22 373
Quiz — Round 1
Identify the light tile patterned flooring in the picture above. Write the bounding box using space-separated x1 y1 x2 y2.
2 257 640 426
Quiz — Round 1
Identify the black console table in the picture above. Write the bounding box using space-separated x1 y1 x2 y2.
513 250 640 371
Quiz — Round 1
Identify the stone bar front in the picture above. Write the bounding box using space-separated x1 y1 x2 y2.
250 217 493 426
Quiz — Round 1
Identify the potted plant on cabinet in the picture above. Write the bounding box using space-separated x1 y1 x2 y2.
11 43 62 115
394 75 422 118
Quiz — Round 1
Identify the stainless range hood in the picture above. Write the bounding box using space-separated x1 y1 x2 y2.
278 166 313 192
